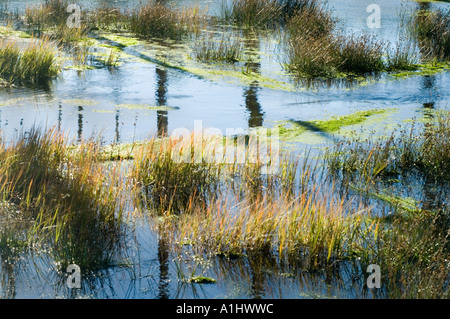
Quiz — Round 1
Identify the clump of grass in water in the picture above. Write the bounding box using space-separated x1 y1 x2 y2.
192 34 243 63
130 1 206 40
286 32 386 77
221 0 319 28
89 3 131 33
25 0 69 29
131 131 294 215
362 209 449 298
103 49 120 67
131 133 369 269
131 135 223 215
282 4 337 77
282 4 338 77
334 34 385 74
284 4 417 77
410 8 450 61
24 0 90 43
153 165 369 269
325 114 450 184
221 0 282 28
323 115 450 298
0 37 60 86
0 128 126 270
285 35 337 78
386 42 419 71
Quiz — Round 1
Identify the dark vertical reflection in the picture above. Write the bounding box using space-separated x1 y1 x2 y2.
101 64 124 144
422 73 435 89
0 261 16 299
155 65 170 298
57 102 62 131
115 108 120 143
247 253 278 299
242 31 264 128
415 2 433 59
422 74 436 120
157 236 170 299
420 74 441 211
244 85 263 128
156 66 168 138
422 74 436 112
249 259 264 299
418 2 431 11
77 105 83 143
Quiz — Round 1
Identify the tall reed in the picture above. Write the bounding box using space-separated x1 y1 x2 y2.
386 42 419 71
285 2 335 39
154 169 370 270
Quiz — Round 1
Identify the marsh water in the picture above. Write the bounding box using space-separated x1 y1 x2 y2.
0 0 449 299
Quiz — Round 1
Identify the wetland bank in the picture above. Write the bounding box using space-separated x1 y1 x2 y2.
0 0 449 299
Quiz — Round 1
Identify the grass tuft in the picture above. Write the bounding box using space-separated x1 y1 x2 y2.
130 1 206 40
0 128 126 270
221 0 320 28
410 8 450 61
0 37 60 86
192 33 243 63
325 113 450 184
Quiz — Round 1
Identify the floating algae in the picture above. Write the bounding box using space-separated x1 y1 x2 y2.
270 109 393 142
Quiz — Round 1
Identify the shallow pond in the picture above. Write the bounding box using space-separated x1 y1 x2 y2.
0 0 449 299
